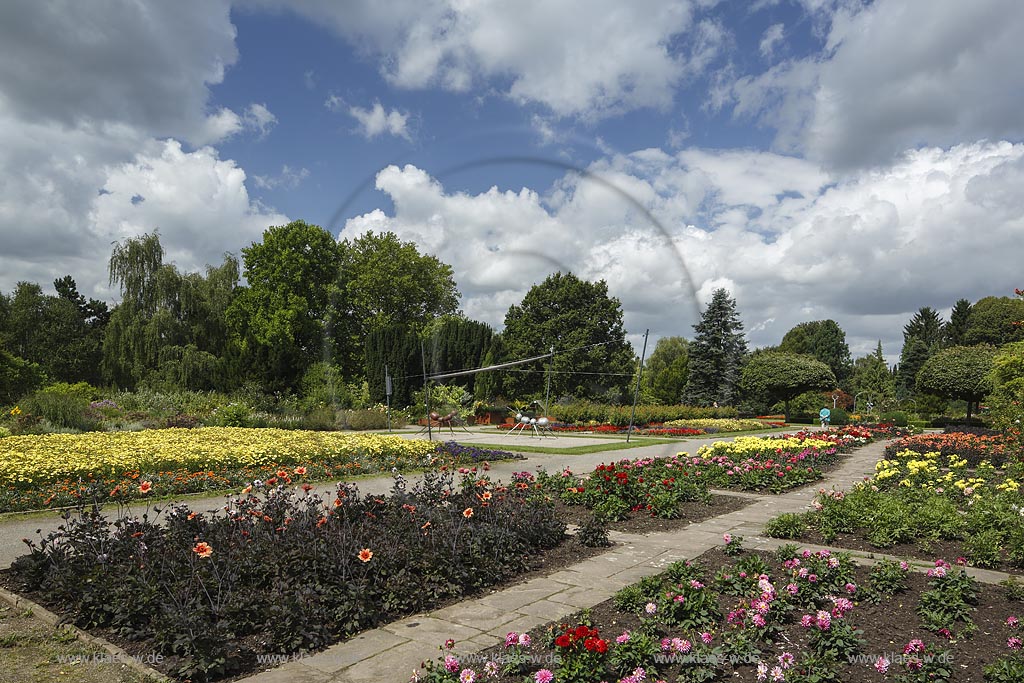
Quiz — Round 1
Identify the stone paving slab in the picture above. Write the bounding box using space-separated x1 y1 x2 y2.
300 629 410 675
381 616 483 645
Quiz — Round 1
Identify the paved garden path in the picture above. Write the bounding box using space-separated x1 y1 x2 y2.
238 439 891 683
0 429 805 569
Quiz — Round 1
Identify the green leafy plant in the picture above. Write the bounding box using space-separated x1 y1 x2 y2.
865 558 911 602
964 528 1005 568
1001 576 1024 601
984 654 1024 682
764 513 807 539
576 514 612 548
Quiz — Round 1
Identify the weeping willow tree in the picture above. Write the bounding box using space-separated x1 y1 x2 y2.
103 233 239 389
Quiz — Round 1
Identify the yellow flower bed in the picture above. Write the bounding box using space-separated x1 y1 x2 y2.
664 418 773 432
696 435 835 460
872 448 1013 498
0 428 438 487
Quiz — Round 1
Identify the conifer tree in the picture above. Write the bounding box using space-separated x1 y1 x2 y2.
683 288 747 406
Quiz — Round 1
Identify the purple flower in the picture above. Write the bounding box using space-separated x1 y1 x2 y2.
534 669 554 683
875 656 890 673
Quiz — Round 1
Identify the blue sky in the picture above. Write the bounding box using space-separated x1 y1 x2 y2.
2 0 1023 364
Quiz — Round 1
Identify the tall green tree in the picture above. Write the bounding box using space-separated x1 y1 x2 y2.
851 341 897 407
364 324 423 407
916 345 996 419
943 299 973 347
643 336 689 404
227 220 341 390
986 341 1024 442
500 273 635 401
0 347 43 404
332 231 460 376
903 307 945 349
897 306 945 396
778 320 853 387
683 288 747 406
739 351 836 420
421 316 493 395
963 296 1024 346
105 233 239 389
1 279 107 386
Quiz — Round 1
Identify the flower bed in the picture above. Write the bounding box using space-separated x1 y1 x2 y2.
885 432 1021 467
538 459 712 521
0 431 519 513
765 432 1024 570
496 419 790 436
538 433 854 521
691 435 843 492
663 418 773 433
5 470 565 682
415 544 1024 683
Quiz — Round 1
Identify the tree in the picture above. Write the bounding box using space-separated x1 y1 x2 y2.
105 232 240 389
1 279 107 386
903 307 945 349
896 337 930 398
227 220 341 390
643 336 689 404
332 231 460 376
500 273 635 401
897 307 946 397
963 296 1024 346
778 320 853 387
851 341 896 408
915 345 996 419
740 351 836 420
421 316 493 395
0 347 43 404
364 325 423 407
683 288 748 406
986 341 1024 443
943 299 972 347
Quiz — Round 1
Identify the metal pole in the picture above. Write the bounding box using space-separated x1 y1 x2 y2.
385 364 392 433
544 345 554 416
626 329 649 444
421 341 432 441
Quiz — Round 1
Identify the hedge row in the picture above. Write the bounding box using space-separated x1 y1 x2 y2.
548 402 738 426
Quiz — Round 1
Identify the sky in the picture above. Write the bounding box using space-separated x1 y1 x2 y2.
2 0 1023 365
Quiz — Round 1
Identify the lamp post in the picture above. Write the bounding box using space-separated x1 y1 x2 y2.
854 391 863 415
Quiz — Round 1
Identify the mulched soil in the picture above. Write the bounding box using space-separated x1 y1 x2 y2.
468 547 1023 683
798 530 1024 577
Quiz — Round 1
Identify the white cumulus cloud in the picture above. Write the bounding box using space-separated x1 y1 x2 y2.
348 101 412 140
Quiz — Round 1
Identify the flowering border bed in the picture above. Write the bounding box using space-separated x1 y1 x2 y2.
0 432 520 513
4 470 565 682
414 543 1024 683
764 431 1024 572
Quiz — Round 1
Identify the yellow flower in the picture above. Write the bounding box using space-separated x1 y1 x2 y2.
9 406 21 416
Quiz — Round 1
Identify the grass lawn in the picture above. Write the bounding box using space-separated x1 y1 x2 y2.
0 604 157 683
